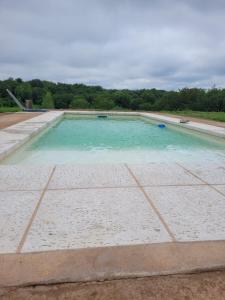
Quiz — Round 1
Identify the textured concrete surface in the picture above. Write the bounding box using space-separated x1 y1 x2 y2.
2 270 225 300
213 185 225 195
0 191 41 253
0 162 225 255
0 131 29 161
180 162 225 184
22 188 171 252
145 185 225 241
0 166 53 191
48 164 137 189
0 160 225 288
128 163 202 186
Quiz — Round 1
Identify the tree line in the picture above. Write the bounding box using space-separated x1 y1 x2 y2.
0 78 225 111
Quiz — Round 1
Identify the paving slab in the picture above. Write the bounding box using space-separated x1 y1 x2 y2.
0 166 53 191
48 164 137 189
0 191 41 253
0 131 29 160
213 185 225 196
128 163 202 186
179 162 225 184
22 188 171 252
20 111 63 124
3 123 46 135
145 185 225 241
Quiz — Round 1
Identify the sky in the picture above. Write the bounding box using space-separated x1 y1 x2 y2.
0 0 225 90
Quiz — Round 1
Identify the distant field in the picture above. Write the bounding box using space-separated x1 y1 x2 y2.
0 107 21 113
164 111 225 122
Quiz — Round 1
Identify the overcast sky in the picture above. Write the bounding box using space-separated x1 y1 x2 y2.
0 0 225 90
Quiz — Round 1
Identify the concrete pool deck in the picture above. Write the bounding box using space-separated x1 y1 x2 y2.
1 111 225 287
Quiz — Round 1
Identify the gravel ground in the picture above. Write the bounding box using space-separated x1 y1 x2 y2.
0 112 43 129
1 270 225 300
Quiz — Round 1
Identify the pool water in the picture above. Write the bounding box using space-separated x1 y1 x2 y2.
3 114 225 164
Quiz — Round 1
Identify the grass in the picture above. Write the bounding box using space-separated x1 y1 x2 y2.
0 106 21 113
1 106 225 122
164 110 225 122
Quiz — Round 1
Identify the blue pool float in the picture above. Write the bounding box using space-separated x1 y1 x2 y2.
158 124 166 128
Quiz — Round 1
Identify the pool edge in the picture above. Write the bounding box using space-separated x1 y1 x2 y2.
0 110 224 163
1 240 225 287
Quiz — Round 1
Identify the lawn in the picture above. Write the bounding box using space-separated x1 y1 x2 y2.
0 106 21 113
164 111 225 122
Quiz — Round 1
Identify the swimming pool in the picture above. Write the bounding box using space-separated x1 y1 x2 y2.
2 113 225 164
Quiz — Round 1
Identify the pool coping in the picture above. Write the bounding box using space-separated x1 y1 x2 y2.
1 240 225 287
0 110 225 162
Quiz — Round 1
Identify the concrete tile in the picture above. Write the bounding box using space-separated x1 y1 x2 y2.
3 123 45 135
22 111 63 124
145 186 225 241
0 130 28 143
0 190 41 253
128 163 202 186
180 162 225 184
0 131 29 160
0 166 53 191
48 164 137 189
213 185 225 196
22 188 171 252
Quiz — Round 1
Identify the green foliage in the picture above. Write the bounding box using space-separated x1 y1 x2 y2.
42 92 54 108
92 93 115 110
0 78 225 114
32 87 45 105
113 91 131 108
0 106 21 113
54 93 73 109
70 96 89 109
15 83 32 102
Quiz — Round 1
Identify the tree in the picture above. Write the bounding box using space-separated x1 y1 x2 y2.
1 77 225 112
70 96 89 109
53 93 73 109
32 87 44 105
205 89 225 112
130 98 140 110
92 93 115 109
15 83 32 101
42 92 54 108
113 91 131 108
29 79 43 88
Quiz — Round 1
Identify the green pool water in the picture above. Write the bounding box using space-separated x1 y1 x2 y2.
3 114 225 164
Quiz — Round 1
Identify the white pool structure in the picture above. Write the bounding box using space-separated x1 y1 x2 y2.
1 110 225 287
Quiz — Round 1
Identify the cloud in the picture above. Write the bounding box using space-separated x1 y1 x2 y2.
0 0 225 89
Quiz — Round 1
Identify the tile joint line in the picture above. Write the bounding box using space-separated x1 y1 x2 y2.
0 183 210 193
176 162 225 199
124 163 177 242
16 165 57 253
